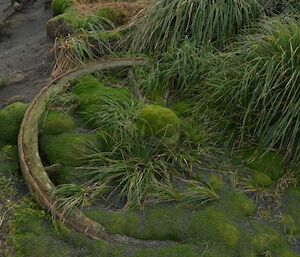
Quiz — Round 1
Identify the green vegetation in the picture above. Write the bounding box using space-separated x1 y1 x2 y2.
3 0 300 255
40 132 101 166
95 8 127 25
0 102 27 145
243 149 283 180
188 208 239 248
251 171 273 187
0 145 19 176
74 74 131 108
51 0 72 16
136 105 180 144
207 174 225 192
42 111 75 135
199 18 300 163
128 0 263 52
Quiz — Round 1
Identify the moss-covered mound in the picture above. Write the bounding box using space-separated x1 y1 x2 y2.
0 102 28 145
0 144 19 175
40 132 101 166
251 171 273 187
136 105 181 144
51 0 72 16
46 8 83 37
243 149 283 180
74 74 131 106
42 111 75 135
73 74 132 129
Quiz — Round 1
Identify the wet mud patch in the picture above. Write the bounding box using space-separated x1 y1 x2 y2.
0 0 53 108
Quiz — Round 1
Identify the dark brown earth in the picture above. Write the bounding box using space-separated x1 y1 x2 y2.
0 0 53 108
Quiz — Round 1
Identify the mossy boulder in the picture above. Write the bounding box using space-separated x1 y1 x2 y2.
40 132 102 166
42 111 75 135
136 105 181 144
51 0 72 16
243 149 283 180
0 102 28 145
251 171 273 187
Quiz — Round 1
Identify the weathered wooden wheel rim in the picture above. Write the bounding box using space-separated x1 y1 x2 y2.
17 58 157 244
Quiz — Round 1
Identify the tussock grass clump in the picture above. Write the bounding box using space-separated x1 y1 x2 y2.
127 0 263 52
81 136 185 209
51 14 114 77
260 0 300 16
201 18 300 162
135 42 210 96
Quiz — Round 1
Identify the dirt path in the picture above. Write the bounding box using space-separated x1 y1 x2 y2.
0 0 53 108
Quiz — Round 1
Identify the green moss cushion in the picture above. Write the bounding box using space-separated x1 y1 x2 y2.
136 105 181 144
42 111 75 135
46 8 85 37
0 102 28 145
243 149 283 180
223 192 256 217
74 75 131 107
252 171 273 187
40 133 102 166
0 144 19 175
73 74 132 129
207 174 225 191
51 0 72 16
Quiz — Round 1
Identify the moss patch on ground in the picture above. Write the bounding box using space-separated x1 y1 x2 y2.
42 111 75 135
243 149 284 180
0 102 28 145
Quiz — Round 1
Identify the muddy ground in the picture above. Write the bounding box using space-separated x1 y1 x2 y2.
0 0 53 108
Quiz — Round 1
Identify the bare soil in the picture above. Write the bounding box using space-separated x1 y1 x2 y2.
0 0 53 108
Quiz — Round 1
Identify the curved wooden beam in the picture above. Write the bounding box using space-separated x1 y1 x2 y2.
18 58 147 242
